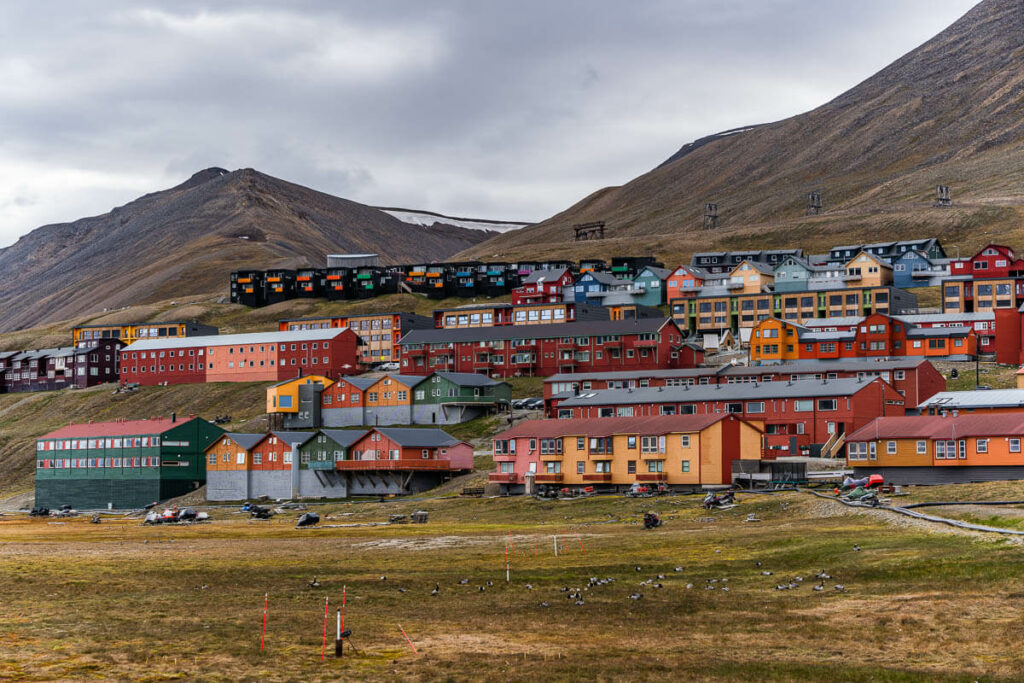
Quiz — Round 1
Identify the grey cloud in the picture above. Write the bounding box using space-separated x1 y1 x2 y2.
0 0 979 244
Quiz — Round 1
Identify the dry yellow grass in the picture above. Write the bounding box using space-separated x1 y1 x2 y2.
2 489 1024 680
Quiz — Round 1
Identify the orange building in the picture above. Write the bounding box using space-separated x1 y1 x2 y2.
749 314 976 364
847 414 1024 484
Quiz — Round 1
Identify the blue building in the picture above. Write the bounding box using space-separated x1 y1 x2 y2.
632 266 671 307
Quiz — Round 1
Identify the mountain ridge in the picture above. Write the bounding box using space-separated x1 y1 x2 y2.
460 0 1024 263
0 168 497 331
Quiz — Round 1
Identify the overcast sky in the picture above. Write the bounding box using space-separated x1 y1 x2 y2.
0 0 978 246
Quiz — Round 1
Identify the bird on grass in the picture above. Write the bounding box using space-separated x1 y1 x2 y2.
761 571 773 576
459 578 469 585
540 602 550 608
834 584 846 592
308 577 321 589
379 575 387 581
853 544 861 552
628 593 643 601
674 567 683 572
685 583 694 589
813 582 825 592
479 586 486 592
755 561 762 568
575 599 585 606
653 583 663 589
815 570 831 580
525 584 534 590
635 566 642 572
721 586 730 592
431 584 439 596
398 588 407 594
657 574 665 580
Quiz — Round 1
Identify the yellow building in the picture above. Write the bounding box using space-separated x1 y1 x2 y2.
489 414 763 491
844 252 893 288
73 321 218 346
728 260 776 294
266 375 334 414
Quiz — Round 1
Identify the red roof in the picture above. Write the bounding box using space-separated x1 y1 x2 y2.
40 417 195 440
494 414 745 440
847 414 1024 442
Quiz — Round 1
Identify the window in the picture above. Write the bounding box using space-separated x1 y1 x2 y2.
977 438 988 454
576 437 585 450
1011 439 1021 453
746 401 765 414
594 461 611 473
577 461 585 474
887 441 897 454
208 454 216 465
627 460 637 474
680 435 691 448
545 461 561 474
681 460 690 473
253 453 262 465
627 436 637 449
793 400 813 412
236 453 246 465
641 436 660 453
917 440 927 454
817 399 837 411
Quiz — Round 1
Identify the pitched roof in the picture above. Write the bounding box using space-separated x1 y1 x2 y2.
558 377 885 407
636 266 671 280
847 414 1024 442
270 431 317 446
494 414 735 440
374 427 462 447
41 417 207 440
523 268 569 284
433 372 505 387
222 433 266 451
125 328 354 351
334 375 378 391
319 429 369 447
269 374 335 389
577 271 623 286
400 318 675 345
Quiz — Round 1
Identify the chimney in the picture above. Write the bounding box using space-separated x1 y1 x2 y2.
171 412 177 423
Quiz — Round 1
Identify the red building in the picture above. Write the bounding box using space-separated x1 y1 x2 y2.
555 377 905 457
543 358 945 414
801 313 996 356
0 339 123 394
664 265 710 302
511 268 576 305
948 244 1024 279
120 329 363 386
750 313 977 364
343 427 473 471
398 318 700 378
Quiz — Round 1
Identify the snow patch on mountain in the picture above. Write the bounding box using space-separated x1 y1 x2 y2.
379 208 527 233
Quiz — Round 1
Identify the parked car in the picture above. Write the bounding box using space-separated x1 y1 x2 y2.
525 398 545 410
378 361 400 371
512 399 529 409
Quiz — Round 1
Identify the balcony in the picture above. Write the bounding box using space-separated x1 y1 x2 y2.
488 472 519 483
539 452 563 461
582 473 612 482
335 459 457 471
404 347 426 356
635 473 667 482
556 341 576 350
633 339 659 348
534 474 563 483
557 357 578 366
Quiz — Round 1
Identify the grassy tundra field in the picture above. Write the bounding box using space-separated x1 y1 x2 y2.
4 487 1024 681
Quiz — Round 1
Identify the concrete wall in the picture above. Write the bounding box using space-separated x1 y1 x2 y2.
321 407 365 428
346 471 447 495
207 470 249 501
365 405 414 426
298 469 348 498
412 404 489 425
249 470 292 500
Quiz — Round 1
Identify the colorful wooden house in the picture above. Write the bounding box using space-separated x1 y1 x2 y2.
489 414 763 494
632 266 671 307
846 414 1024 484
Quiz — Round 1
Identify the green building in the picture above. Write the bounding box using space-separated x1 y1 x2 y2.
411 372 512 424
35 416 223 509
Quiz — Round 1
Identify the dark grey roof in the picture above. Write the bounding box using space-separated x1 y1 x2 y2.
272 431 317 446
335 376 378 391
225 433 266 450
320 429 369 447
559 377 885 407
400 318 675 344
578 271 622 286
636 266 671 280
433 372 505 387
547 368 714 383
375 427 461 447
906 327 971 338
734 260 775 276
523 268 568 284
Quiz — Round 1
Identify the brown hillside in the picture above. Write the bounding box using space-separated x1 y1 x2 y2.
0 168 494 332
462 0 1024 264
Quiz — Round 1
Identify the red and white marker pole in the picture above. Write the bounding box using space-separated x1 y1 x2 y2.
321 596 329 661
398 624 418 654
260 593 268 653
